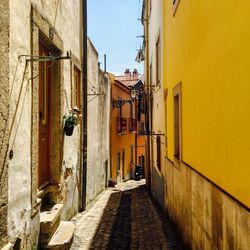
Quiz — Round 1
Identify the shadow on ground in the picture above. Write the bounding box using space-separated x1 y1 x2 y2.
89 183 185 250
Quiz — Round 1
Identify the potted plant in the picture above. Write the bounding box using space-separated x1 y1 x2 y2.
63 107 81 136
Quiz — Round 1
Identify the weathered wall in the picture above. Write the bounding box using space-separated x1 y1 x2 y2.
147 0 166 207
166 159 250 249
0 1 10 247
99 69 111 190
86 38 111 205
7 0 81 248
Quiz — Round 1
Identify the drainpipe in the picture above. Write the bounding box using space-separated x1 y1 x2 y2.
80 0 87 212
145 0 151 191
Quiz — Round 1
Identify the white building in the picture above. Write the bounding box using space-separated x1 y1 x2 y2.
142 0 166 208
86 38 111 206
0 1 85 248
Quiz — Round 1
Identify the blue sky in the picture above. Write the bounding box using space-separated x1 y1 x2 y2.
87 0 144 76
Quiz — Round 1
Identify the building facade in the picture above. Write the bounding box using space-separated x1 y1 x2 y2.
86 38 111 205
0 1 85 248
142 0 166 208
0 0 10 247
110 70 145 184
143 0 250 249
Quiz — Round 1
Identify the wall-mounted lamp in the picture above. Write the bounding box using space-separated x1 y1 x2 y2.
113 89 138 108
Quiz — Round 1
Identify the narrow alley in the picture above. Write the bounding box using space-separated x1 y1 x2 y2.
71 180 184 250
1 0 250 249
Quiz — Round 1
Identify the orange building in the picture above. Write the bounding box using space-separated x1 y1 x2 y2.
110 70 145 184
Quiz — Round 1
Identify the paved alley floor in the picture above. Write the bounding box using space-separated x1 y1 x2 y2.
71 180 184 250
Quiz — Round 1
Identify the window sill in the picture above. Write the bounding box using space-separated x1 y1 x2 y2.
117 132 127 136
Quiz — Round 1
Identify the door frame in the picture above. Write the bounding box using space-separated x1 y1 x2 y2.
38 42 52 189
31 5 64 214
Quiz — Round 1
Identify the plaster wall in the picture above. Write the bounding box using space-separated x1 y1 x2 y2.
162 1 250 247
86 38 111 205
8 0 81 248
166 159 250 250
163 0 250 208
0 0 10 247
110 80 135 182
147 0 166 207
99 70 111 190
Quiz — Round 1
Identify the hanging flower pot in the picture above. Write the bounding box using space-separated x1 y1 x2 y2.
64 124 74 136
63 107 81 136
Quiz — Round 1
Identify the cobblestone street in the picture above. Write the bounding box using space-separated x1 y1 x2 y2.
71 180 184 250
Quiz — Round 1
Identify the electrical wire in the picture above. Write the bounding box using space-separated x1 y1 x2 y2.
0 59 28 188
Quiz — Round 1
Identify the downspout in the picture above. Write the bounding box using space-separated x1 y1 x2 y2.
145 0 151 191
80 0 87 211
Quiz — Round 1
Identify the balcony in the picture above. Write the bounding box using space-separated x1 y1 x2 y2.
116 116 127 135
129 118 137 132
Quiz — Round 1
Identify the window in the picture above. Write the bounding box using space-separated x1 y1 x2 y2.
116 117 127 134
139 121 145 134
130 103 133 118
156 35 161 85
73 66 81 108
156 135 161 171
122 149 125 179
118 97 122 117
173 0 180 15
130 145 134 163
164 89 168 150
173 83 182 160
139 155 145 167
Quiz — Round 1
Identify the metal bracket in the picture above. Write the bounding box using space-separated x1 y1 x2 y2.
113 99 134 108
87 93 105 96
139 132 165 136
18 51 71 62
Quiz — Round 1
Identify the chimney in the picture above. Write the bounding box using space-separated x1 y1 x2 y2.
124 68 131 79
133 69 139 79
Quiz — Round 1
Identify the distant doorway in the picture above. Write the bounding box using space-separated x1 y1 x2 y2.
116 152 121 183
105 159 108 188
122 149 125 180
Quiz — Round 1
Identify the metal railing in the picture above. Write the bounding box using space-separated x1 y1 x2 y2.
129 118 137 132
116 116 127 134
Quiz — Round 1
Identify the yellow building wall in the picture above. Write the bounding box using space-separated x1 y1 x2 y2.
110 79 136 181
163 1 250 207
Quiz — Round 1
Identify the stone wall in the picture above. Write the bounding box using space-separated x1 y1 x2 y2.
165 159 250 249
0 0 10 247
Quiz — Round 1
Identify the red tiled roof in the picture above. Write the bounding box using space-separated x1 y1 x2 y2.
115 75 140 88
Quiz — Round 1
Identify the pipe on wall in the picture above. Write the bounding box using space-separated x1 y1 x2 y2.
80 0 87 212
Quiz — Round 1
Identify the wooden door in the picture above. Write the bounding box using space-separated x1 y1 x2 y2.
38 44 51 188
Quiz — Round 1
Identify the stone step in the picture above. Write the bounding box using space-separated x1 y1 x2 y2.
1 243 12 250
46 221 75 250
40 204 63 244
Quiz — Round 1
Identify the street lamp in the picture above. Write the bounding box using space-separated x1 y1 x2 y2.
112 89 138 108
130 89 138 100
